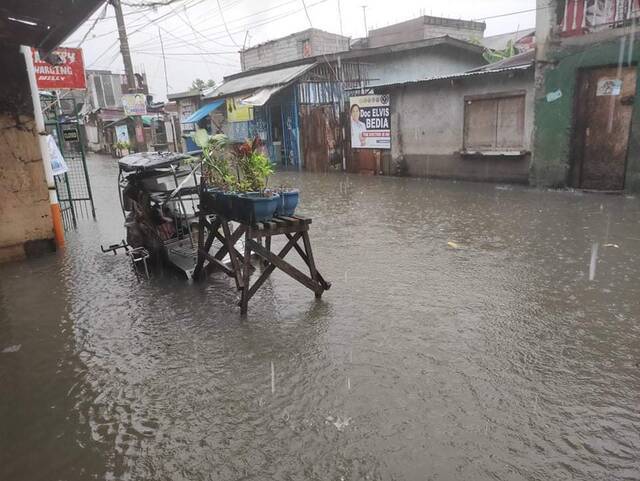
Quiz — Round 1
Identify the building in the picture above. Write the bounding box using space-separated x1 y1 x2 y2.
0 0 104 263
81 69 151 152
167 88 222 152
533 0 640 192
240 28 350 72
366 15 486 48
205 20 486 172
364 51 535 182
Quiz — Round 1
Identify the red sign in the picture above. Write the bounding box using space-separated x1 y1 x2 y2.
32 47 86 90
135 124 145 144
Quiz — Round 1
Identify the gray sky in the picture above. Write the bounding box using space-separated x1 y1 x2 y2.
65 0 536 101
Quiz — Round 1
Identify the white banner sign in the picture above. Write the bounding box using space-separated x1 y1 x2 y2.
349 94 391 149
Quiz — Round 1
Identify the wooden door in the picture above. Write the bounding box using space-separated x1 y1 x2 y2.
572 67 636 190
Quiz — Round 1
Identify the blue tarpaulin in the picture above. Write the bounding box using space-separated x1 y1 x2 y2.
182 99 224 124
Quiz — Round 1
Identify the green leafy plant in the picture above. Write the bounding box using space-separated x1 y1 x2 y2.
483 39 517 63
191 129 236 189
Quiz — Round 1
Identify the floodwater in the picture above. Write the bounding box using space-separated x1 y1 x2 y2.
1 154 640 481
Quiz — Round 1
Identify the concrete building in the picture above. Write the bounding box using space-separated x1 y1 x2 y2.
353 36 486 87
240 28 350 72
207 32 485 173
533 0 640 192
366 51 535 182
367 15 486 48
0 0 103 263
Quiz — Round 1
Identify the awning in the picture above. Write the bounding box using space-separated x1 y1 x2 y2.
239 86 285 107
182 99 224 124
205 63 316 99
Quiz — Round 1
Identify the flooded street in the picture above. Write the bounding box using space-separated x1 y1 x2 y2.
1 153 639 481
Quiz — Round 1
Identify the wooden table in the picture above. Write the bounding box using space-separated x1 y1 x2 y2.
194 213 330 313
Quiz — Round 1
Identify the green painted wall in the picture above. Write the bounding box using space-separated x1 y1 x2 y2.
532 34 640 191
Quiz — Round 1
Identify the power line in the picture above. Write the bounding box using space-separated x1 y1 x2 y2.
76 3 109 47
301 0 313 27
216 0 242 48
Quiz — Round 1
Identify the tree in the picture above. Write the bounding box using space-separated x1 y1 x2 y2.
482 39 517 64
191 78 216 90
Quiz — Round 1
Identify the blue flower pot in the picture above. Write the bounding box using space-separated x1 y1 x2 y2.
233 193 280 224
275 190 299 216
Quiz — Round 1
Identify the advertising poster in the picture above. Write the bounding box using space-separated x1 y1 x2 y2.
226 97 253 122
349 94 391 149
32 47 86 90
123 93 147 116
115 124 130 144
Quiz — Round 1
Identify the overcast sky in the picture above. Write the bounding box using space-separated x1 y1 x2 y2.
64 0 536 101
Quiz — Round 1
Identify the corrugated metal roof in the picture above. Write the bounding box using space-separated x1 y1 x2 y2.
205 63 316 99
361 62 533 91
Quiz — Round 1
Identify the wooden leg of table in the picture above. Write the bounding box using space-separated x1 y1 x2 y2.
240 231 252 314
194 212 206 280
263 234 272 266
247 239 321 295
285 233 331 291
244 232 302 303
301 230 323 298
222 220 243 290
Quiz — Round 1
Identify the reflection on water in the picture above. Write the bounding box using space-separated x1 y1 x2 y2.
1 154 639 480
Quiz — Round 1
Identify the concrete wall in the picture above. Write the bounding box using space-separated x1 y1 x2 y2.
382 69 534 183
0 43 54 263
368 16 486 48
241 29 350 71
532 25 640 191
367 44 485 86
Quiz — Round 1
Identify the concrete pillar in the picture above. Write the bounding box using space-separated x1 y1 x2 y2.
0 42 55 263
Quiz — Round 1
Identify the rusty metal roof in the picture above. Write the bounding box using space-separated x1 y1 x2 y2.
0 0 105 53
205 63 316 99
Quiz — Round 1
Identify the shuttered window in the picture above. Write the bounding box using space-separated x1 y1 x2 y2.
463 92 525 151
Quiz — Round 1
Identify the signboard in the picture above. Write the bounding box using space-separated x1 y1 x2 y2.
596 78 622 96
62 127 79 142
226 97 253 122
122 93 147 116
115 125 130 144
349 94 391 149
135 123 145 144
32 47 86 90
47 135 68 176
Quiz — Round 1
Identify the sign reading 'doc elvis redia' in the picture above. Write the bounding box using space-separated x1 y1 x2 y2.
32 47 86 90
349 94 391 149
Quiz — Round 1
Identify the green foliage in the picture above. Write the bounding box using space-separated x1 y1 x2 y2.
191 130 274 193
115 140 130 150
483 39 517 64
190 78 216 90
191 129 234 188
238 150 274 192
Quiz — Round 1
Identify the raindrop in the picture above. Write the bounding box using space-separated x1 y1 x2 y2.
271 361 275 394
589 242 599 281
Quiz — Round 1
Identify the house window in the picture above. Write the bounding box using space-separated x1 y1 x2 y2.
463 91 525 152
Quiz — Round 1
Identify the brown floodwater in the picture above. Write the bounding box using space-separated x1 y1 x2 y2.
1 154 639 480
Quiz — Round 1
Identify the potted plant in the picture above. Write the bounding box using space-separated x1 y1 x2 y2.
191 129 237 218
274 186 299 217
233 137 279 224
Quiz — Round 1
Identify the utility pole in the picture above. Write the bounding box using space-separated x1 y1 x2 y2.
111 0 145 152
361 5 368 37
